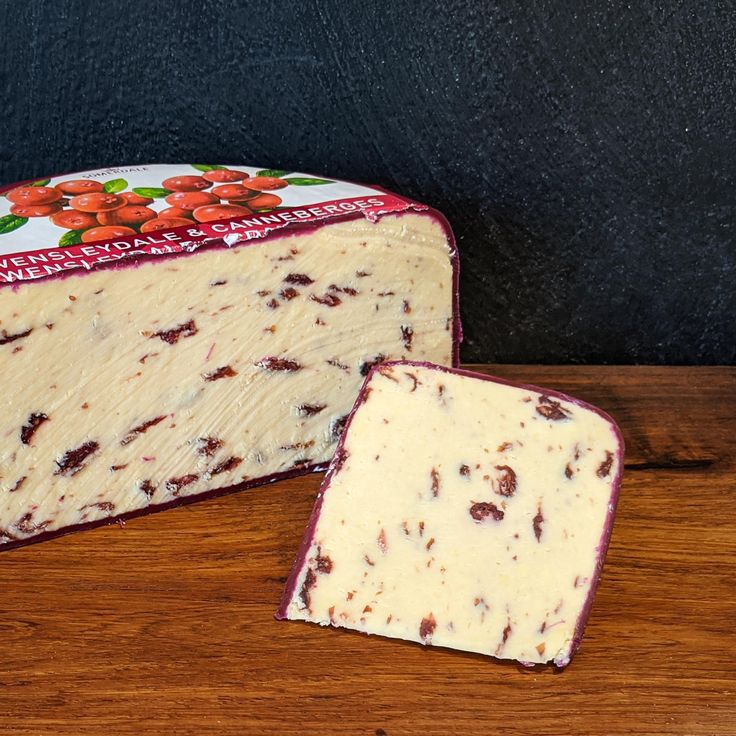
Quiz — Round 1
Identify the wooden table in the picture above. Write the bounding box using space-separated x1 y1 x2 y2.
1 366 734 735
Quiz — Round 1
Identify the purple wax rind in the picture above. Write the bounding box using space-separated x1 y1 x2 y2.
0 461 329 554
276 360 624 671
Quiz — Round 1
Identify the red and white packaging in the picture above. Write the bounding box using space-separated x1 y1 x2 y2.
0 163 443 286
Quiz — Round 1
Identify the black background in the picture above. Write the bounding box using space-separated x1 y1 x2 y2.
1 1 733 364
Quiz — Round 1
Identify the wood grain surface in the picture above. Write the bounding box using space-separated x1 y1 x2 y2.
1 365 734 736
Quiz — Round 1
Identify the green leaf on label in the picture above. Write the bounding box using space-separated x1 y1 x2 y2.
283 177 334 186
256 169 290 178
30 179 51 187
191 164 228 172
58 230 85 247
0 214 28 234
103 178 127 194
132 187 171 198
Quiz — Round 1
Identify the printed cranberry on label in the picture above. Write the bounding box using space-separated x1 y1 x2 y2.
7 186 63 206
162 175 211 192
248 193 282 210
159 206 195 220
120 191 154 205
202 169 249 183
140 217 193 232
211 184 257 201
50 210 99 229
244 176 288 191
192 204 252 222
10 203 62 217
97 205 157 227
70 192 126 213
165 191 219 210
55 180 105 195
81 226 136 243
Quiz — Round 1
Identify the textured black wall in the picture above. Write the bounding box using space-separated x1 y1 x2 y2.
1 1 734 364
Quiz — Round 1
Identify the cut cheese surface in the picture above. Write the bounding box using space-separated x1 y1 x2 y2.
0 214 456 549
278 362 623 667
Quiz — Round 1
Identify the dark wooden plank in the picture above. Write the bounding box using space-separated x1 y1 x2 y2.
0 366 734 736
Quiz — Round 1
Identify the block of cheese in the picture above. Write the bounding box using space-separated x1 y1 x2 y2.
277 361 623 667
0 165 459 550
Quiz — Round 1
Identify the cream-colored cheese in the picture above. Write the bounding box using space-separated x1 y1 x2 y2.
282 363 622 666
0 214 454 546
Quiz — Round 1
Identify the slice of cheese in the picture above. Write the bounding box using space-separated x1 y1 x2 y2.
0 165 459 549
277 361 623 667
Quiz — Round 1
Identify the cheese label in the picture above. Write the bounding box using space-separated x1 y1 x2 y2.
0 164 424 285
